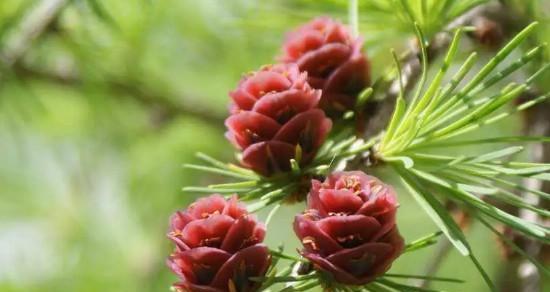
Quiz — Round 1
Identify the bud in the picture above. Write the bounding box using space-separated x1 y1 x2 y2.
472 17 503 48
293 171 404 285
226 63 332 176
167 195 271 292
281 17 370 115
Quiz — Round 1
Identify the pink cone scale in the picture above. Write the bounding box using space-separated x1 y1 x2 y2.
281 17 371 115
293 171 404 285
167 194 271 292
225 63 332 176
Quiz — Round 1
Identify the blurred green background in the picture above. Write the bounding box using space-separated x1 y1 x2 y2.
0 1 546 292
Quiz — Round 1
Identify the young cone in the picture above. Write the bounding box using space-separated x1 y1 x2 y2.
226 63 332 176
281 17 370 115
294 171 404 285
167 194 271 292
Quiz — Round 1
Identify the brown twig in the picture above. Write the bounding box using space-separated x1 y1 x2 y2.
412 238 454 288
510 97 549 292
362 2 507 138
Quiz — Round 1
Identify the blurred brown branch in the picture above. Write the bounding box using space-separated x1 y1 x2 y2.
0 0 225 127
11 64 225 126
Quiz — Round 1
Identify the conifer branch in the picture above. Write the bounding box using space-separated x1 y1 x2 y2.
356 3 548 291
363 2 507 137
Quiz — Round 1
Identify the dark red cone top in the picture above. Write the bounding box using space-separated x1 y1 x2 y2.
226 63 332 176
167 194 271 292
293 171 404 285
281 17 370 114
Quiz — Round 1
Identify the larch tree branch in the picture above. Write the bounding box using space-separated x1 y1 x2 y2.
353 2 547 291
364 2 507 137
